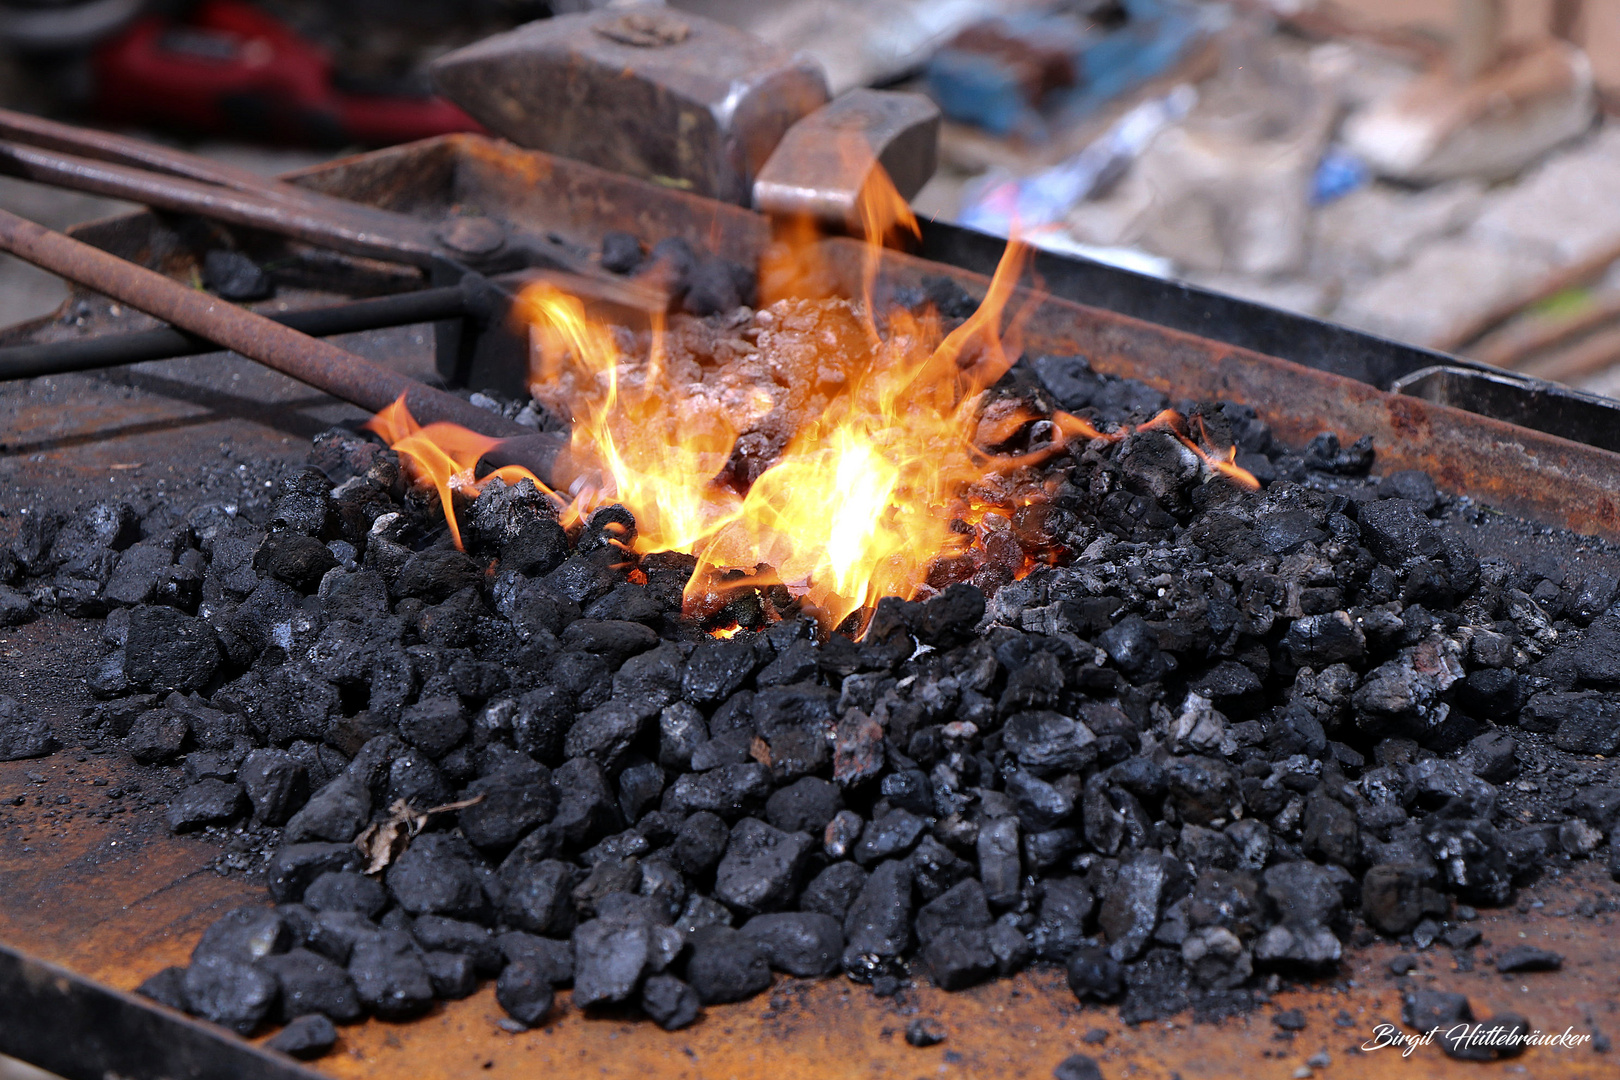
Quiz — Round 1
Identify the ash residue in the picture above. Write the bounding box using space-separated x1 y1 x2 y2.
2 335 1618 1055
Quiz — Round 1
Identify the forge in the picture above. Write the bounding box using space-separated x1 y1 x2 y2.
3 125 1620 1080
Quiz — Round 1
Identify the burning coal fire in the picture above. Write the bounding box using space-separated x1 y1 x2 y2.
368 167 1255 634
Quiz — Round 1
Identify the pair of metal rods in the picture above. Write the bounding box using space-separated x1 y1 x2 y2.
0 205 532 442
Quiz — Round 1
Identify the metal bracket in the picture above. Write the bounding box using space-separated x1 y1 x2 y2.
1391 364 1620 456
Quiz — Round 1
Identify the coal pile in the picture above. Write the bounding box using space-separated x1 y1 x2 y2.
4 299 1619 1056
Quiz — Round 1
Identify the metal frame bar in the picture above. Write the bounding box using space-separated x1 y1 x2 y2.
0 944 324 1080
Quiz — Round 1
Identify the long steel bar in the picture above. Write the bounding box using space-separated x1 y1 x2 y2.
0 138 453 269
0 105 320 203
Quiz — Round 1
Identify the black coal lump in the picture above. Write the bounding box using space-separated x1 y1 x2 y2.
253 532 338 593
265 1013 337 1060
166 779 246 832
854 809 926 865
618 759 666 823
266 843 363 904
392 548 481 603
572 859 643 919
799 861 868 921
348 929 434 1020
240 749 309 826
501 860 580 937
1402 989 1472 1031
765 776 844 834
1066 944 1125 1002
384 834 490 921
572 915 682 1007
921 925 997 991
423 950 478 999
1053 1053 1104 1080
497 962 555 1026
387 748 450 808
637 236 696 295
183 955 278 1035
0 696 55 760
565 699 655 772
1494 945 1563 973
906 1017 948 1047
880 769 934 817
411 916 503 977
684 924 772 1004
283 774 370 845
600 231 645 274
459 758 558 850
1030 877 1095 962
681 638 758 705
640 973 701 1030
126 708 190 764
658 702 708 770
303 911 375 967
550 757 623 847
664 763 772 819
1377 469 1438 511
714 817 815 915
740 912 844 976
259 948 362 1023
498 931 575 987
843 859 913 963
136 966 189 1011
303 871 388 919
193 906 292 965
399 695 467 760
988 922 1034 975
915 879 992 945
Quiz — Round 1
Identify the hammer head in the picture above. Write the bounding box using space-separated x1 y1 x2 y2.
431 10 829 204
752 88 941 232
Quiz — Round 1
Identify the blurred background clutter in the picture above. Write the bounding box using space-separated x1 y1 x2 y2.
4 0 1620 394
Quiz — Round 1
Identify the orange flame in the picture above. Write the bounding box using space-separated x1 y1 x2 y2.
363 397 558 550
364 152 1257 631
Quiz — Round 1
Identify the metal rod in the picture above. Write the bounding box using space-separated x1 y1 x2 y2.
0 206 525 439
0 105 312 204
0 138 449 269
0 286 470 381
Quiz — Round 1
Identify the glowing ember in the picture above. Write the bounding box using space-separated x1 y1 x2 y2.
364 157 1256 634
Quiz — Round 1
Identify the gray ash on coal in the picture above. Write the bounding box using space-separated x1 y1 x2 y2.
6 301 1620 1053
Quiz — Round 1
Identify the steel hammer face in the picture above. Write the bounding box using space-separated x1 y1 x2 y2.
752 88 941 232
431 9 830 204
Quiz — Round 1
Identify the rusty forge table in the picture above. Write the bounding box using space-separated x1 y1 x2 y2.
2 134 1619 1080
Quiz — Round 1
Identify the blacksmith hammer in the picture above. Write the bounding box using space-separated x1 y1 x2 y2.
430 8 941 232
